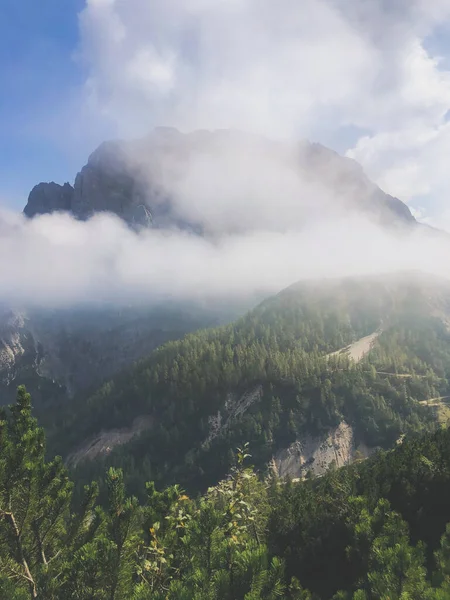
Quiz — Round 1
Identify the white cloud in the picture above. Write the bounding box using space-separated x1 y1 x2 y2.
78 0 377 137
1 208 450 308
126 48 176 94
348 120 450 215
76 0 450 220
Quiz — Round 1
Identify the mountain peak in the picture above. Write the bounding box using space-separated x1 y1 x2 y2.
23 128 416 231
23 142 152 228
24 181 73 218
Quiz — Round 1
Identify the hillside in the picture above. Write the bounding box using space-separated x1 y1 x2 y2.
4 386 450 599
0 303 237 429
48 272 450 496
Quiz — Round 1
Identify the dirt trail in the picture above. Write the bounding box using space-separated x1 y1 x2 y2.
419 396 450 406
375 371 418 378
329 331 433 380
347 332 380 362
329 331 380 363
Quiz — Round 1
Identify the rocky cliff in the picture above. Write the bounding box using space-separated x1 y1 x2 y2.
0 310 28 385
23 182 73 218
24 140 152 228
273 422 375 479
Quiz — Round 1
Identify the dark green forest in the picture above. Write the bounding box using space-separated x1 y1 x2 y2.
4 387 450 599
48 276 450 497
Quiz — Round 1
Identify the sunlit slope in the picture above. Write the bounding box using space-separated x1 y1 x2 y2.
52 272 450 494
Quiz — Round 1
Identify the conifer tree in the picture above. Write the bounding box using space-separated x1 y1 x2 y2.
0 386 72 599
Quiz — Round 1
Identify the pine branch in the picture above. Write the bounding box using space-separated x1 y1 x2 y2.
1 509 37 598
31 521 47 567
18 470 35 539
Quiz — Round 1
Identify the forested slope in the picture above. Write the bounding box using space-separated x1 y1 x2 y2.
47 273 450 496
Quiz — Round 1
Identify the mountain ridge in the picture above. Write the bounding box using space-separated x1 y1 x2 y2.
23 128 417 231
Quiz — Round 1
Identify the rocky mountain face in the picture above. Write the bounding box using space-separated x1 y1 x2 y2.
24 143 152 228
272 421 374 479
23 128 417 230
23 182 73 217
0 310 29 386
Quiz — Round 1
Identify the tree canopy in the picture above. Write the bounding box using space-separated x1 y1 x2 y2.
3 387 450 599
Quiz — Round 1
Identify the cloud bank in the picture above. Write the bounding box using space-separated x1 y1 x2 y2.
1 207 450 308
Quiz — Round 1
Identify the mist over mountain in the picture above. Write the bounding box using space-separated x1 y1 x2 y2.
24 128 416 232
3 128 450 418
3 128 450 496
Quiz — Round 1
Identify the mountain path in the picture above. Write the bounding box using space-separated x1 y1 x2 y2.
328 331 433 379
419 396 450 406
328 331 380 363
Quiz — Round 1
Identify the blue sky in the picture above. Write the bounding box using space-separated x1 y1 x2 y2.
0 0 86 207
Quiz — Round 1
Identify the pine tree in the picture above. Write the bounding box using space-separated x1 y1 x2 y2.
103 467 140 600
0 386 72 599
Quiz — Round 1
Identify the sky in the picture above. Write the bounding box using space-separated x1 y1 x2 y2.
0 0 84 207
0 0 450 222
2 0 450 306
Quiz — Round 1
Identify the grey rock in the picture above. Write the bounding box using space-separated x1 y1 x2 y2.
23 140 153 228
24 182 74 218
71 144 152 227
273 421 376 479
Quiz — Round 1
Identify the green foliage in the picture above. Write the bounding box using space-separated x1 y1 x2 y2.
6 388 450 598
0 392 292 599
49 283 450 498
